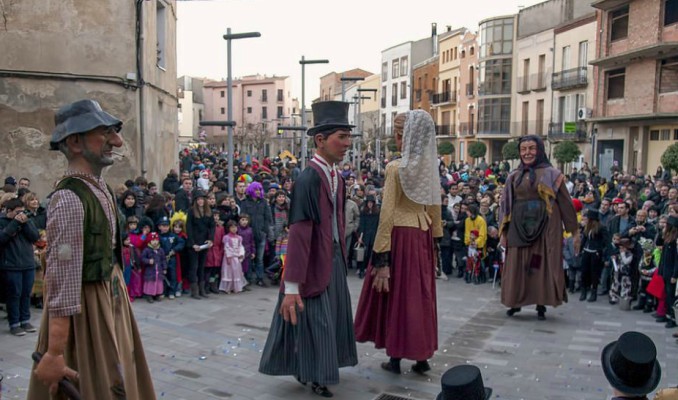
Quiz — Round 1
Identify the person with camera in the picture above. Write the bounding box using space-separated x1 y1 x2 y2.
0 197 40 336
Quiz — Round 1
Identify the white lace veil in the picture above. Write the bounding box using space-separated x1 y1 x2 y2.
398 110 441 206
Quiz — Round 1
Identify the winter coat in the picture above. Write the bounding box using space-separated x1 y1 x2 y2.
206 225 225 268
186 212 215 248
158 231 185 268
162 174 180 194
141 246 167 282
0 216 40 270
239 198 272 242
345 198 360 239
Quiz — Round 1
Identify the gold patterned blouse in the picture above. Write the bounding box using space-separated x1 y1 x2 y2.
373 160 443 253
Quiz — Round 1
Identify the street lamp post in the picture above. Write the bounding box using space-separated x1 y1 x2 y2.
223 28 261 195
300 56 329 170
352 95 372 173
340 75 365 102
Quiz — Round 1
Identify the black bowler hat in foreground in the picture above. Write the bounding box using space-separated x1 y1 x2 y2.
436 365 492 400
306 101 355 136
50 99 122 150
601 331 661 396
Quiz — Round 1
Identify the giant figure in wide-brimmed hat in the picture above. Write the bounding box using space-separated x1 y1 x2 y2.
29 99 156 400
259 101 358 397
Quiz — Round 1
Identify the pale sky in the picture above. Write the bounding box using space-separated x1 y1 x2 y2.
177 0 545 101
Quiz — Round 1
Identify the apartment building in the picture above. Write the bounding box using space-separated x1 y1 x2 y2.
550 13 597 162
0 0 178 194
477 15 516 162
458 31 480 163
319 68 373 102
203 75 294 157
178 76 205 145
434 28 467 144
590 0 678 177
411 56 438 115
380 26 436 138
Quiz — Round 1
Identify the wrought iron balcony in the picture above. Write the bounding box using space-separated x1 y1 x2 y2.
431 91 457 105
552 67 588 91
548 121 588 141
465 83 475 98
435 125 454 136
459 122 475 136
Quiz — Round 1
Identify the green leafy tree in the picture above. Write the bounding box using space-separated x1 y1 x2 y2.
553 140 581 165
468 141 487 161
437 141 455 155
661 142 678 174
502 141 520 160
387 138 398 152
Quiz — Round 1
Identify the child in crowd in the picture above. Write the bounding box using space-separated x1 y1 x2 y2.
170 217 190 297
158 217 185 300
266 223 289 285
237 213 255 283
31 230 47 309
220 220 247 293
125 216 144 300
485 226 502 285
205 212 225 294
130 216 154 250
634 237 658 312
609 237 638 306
466 229 481 284
141 232 167 303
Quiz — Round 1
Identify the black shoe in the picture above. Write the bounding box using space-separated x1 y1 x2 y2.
506 307 521 317
256 279 267 287
587 291 597 302
411 361 431 375
643 307 653 313
656 316 668 323
380 360 401 374
311 383 333 398
665 320 677 329
609 299 618 305
242 285 252 292
358 270 365 279
632 303 645 311
579 289 588 301
21 322 37 333
145 296 154 303
295 376 307 386
536 305 546 321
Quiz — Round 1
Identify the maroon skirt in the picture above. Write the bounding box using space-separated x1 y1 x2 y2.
354 226 438 360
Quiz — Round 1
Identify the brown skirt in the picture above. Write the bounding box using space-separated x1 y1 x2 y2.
27 265 156 400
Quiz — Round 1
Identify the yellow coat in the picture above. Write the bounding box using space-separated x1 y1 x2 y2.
464 216 487 251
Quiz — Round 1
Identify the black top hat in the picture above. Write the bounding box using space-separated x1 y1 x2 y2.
50 99 122 150
306 101 355 136
436 365 492 400
601 331 661 396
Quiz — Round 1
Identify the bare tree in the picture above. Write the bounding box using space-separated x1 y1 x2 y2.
250 122 271 157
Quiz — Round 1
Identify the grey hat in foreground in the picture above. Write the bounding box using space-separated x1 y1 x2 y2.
50 99 122 150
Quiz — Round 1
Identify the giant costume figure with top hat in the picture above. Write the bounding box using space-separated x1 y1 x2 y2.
259 101 358 398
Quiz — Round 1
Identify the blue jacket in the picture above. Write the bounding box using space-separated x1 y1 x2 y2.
159 231 185 266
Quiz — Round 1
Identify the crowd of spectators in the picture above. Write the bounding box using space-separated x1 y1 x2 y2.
1 146 676 345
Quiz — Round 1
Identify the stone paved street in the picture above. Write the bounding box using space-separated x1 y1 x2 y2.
1 272 677 400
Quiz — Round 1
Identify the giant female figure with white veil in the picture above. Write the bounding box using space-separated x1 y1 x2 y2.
354 110 443 375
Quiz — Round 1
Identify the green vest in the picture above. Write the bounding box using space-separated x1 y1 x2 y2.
54 177 121 282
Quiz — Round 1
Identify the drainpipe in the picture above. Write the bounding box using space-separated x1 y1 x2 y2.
136 0 147 177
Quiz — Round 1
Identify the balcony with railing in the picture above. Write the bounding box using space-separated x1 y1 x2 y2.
435 125 454 137
431 91 457 105
465 83 475 98
532 71 548 91
513 120 547 136
459 122 475 136
548 121 588 141
552 67 588 91
516 76 531 94
477 119 511 135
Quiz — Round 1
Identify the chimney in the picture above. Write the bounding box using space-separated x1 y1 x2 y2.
432 22 438 56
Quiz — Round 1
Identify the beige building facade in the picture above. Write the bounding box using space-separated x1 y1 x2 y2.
203 75 294 158
0 0 178 195
458 31 480 164
178 76 205 145
435 29 465 143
